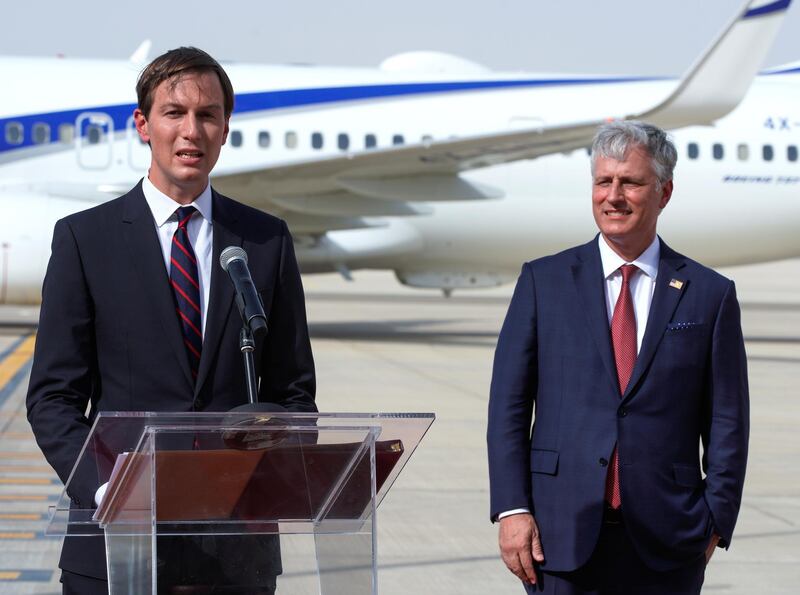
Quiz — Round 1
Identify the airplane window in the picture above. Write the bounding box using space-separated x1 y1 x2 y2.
258 131 271 148
788 145 798 162
737 144 749 161
59 123 75 144
312 132 323 150
392 134 405 146
338 133 349 151
230 130 243 148
5 122 23 145
763 144 774 161
712 143 724 160
365 134 377 149
285 131 298 149
32 123 51 144
687 143 699 159
87 125 103 144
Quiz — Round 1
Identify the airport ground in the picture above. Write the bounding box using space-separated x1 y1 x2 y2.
0 258 797 594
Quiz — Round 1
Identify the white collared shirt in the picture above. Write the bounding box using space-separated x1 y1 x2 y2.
597 234 660 353
141 176 213 337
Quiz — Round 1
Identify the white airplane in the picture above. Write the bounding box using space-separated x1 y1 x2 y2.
0 0 798 304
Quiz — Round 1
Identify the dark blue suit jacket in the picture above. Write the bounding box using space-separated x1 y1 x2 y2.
487 237 748 573
26 182 317 579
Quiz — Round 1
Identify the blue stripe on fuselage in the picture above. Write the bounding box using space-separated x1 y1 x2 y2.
0 76 655 155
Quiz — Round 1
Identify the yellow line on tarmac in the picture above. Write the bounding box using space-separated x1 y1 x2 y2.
0 572 21 579
0 513 41 520
0 532 36 539
0 433 34 440
0 478 53 485
0 335 35 387
0 465 53 473
0 452 45 459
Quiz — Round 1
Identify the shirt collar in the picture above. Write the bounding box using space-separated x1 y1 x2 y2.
598 234 660 280
141 176 213 227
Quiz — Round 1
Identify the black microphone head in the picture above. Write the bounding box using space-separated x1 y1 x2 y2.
220 246 247 271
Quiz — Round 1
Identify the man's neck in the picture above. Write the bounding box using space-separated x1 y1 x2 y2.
601 234 656 263
147 173 207 205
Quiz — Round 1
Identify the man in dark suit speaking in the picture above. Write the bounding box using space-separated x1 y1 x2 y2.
26 47 316 594
487 121 748 594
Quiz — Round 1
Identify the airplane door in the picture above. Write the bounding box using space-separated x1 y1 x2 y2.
126 115 150 171
75 112 113 169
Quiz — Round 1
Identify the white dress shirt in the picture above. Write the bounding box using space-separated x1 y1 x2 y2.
497 235 661 521
141 176 213 337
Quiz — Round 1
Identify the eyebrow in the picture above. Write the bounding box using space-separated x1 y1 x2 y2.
160 102 224 111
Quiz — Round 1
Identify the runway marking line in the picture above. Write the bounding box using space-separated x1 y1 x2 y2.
0 513 44 520
0 335 35 388
0 572 20 580
0 465 53 473
0 569 53 581
0 532 36 539
0 477 56 485
0 452 45 458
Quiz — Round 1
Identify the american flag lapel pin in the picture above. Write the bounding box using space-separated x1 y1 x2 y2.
669 279 684 290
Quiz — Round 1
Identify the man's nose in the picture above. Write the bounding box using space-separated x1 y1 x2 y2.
180 114 200 139
607 179 625 202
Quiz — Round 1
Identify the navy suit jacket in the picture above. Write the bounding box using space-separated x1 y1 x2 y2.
487 237 748 572
26 182 316 578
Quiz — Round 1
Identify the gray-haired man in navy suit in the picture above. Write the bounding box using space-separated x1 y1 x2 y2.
487 121 748 594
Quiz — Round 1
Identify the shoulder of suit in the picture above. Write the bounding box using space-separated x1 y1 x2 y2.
523 241 589 272
57 189 133 235
212 191 287 233
660 242 734 288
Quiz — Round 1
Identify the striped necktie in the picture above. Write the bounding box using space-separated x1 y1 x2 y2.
170 206 202 380
605 264 638 509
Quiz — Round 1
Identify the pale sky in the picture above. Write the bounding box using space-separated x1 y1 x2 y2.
3 0 799 75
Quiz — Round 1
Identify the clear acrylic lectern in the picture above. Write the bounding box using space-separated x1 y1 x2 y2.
46 411 434 594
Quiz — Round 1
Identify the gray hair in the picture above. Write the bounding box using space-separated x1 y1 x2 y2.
590 121 677 189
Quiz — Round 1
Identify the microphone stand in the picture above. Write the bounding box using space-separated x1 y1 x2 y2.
239 327 259 406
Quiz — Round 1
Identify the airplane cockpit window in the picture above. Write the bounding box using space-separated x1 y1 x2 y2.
230 130 243 147
258 131 271 148
392 134 405 146
737 144 749 161
712 143 724 160
788 145 798 162
365 134 377 149
285 131 298 149
59 124 75 144
763 145 774 161
5 122 23 145
338 133 349 151
86 125 103 145
312 132 323 149
687 143 699 159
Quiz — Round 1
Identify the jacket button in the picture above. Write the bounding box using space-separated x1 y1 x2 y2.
618 407 627 418
599 458 608 467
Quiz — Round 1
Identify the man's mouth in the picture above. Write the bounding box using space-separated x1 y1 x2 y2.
604 209 632 216
176 150 203 159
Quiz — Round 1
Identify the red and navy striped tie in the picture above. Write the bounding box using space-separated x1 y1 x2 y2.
170 206 202 380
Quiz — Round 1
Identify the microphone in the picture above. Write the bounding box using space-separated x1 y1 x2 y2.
219 246 268 337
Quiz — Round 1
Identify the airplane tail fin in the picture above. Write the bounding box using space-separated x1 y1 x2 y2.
636 0 791 128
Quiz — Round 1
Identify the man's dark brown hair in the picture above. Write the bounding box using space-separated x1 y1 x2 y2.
136 46 235 118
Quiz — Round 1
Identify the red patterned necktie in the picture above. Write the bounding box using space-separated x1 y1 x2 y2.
605 264 638 509
170 206 202 380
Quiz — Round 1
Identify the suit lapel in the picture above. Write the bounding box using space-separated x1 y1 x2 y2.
120 182 194 388
571 240 619 392
622 241 687 401
194 191 241 396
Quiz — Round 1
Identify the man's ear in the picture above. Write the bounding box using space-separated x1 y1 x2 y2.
659 179 674 209
133 108 150 143
221 116 230 146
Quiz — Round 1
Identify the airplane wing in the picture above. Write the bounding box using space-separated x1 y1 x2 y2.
213 0 790 233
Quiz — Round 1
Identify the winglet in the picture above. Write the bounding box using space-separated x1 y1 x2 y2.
634 0 791 129
129 39 152 66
